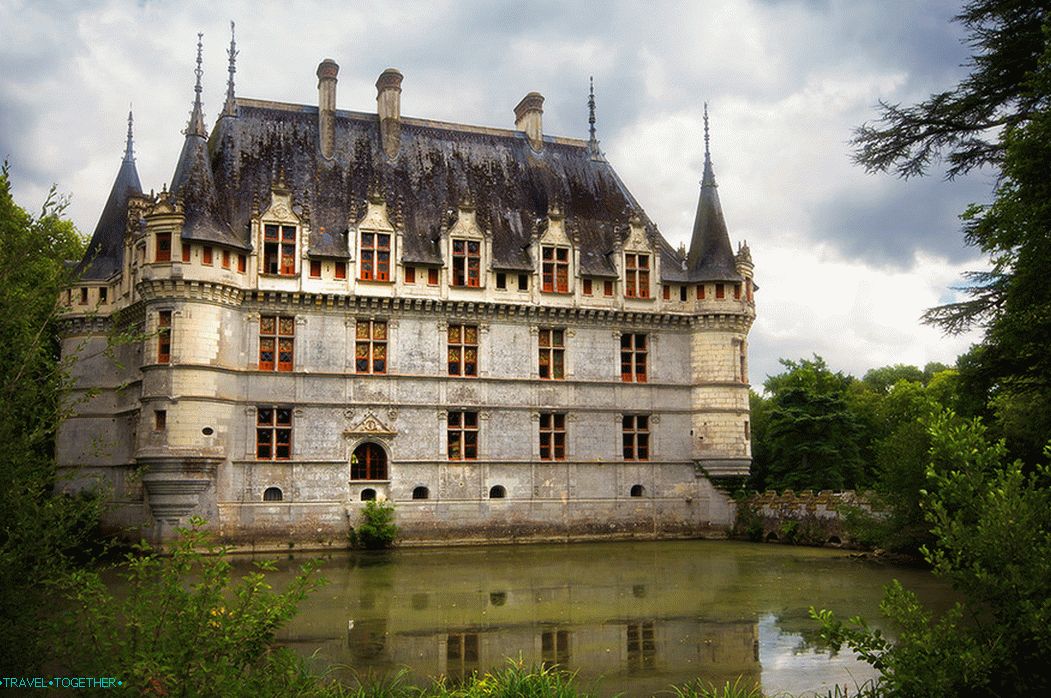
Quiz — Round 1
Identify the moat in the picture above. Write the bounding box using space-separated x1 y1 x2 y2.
246 540 951 697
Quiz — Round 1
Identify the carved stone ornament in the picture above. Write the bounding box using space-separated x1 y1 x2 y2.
343 411 397 437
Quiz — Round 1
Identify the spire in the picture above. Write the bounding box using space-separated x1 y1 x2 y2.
686 104 740 281
587 76 603 158
186 32 207 137
77 117 143 280
123 108 134 163
223 21 238 117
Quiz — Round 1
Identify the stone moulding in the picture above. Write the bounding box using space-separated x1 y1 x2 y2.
139 456 220 525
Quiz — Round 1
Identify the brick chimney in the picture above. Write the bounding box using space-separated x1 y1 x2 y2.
376 68 403 159
317 59 339 159
514 92 544 151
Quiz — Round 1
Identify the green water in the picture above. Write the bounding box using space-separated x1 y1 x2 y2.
253 540 951 697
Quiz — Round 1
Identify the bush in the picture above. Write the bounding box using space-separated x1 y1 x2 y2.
351 500 398 550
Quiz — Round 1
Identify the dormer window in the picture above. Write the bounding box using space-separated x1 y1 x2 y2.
360 231 391 281
624 254 650 299
263 224 297 276
451 239 481 287
541 246 570 293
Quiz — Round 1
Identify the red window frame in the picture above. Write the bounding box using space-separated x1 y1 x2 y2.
452 239 481 287
202 246 213 266
697 284 705 300
662 284 670 300
624 254 650 298
541 246 569 293
335 261 347 280
309 260 321 278
351 442 388 480
538 328 565 380
155 232 171 262
448 324 479 377
256 407 292 460
716 283 725 299
622 414 650 461
583 278 593 296
181 242 191 263
620 333 648 382
237 254 246 273
447 410 479 460
428 268 439 286
404 266 416 284
222 249 230 269
360 231 391 281
603 280 614 297
355 319 387 374
259 315 294 372
263 224 297 276
157 310 171 364
539 413 566 461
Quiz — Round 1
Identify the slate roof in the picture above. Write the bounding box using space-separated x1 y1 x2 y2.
77 123 142 281
685 155 742 282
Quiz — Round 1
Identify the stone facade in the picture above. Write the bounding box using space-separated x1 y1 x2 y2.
58 39 756 548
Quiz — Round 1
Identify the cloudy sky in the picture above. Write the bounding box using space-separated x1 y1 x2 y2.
0 0 993 385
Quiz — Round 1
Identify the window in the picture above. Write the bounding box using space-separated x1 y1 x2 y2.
489 485 506 499
542 246 569 293
622 415 649 461
696 284 705 300
99 287 107 303
154 410 166 431
222 249 230 269
256 407 292 460
744 420 750 440
583 278 593 296
259 315 294 372
182 242 191 263
155 232 171 262
360 231 391 281
542 630 570 671
157 310 171 364
309 260 321 278
428 268 439 286
79 287 88 305
355 319 387 374
447 324 478 377
624 254 650 298
202 246 213 265
539 413 566 461
352 442 388 480
360 488 376 501
620 333 647 382
604 280 614 297
335 261 347 279
746 279 753 302
626 622 656 673
716 283 725 299
496 272 506 290
679 285 688 302
263 224 297 275
538 328 565 380
447 410 478 460
451 239 481 287
518 273 529 291
734 282 742 300
447 633 479 682
237 254 246 273
662 284 670 300
630 484 645 497
738 341 748 383
412 486 430 500
404 266 416 284
263 486 283 502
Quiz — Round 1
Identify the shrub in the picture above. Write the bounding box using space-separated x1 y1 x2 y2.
351 500 398 550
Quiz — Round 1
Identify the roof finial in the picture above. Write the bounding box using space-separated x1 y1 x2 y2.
186 32 207 137
587 76 603 158
223 21 238 117
123 106 134 162
703 101 710 158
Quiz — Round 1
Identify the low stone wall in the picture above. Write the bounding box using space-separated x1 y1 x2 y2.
736 490 875 547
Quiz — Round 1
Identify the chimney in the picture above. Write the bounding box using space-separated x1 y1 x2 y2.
376 68 403 159
514 92 544 151
317 59 339 159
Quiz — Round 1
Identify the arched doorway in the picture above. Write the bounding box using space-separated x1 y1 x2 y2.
352 442 388 480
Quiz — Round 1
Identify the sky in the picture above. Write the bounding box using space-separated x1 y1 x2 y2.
0 0 994 385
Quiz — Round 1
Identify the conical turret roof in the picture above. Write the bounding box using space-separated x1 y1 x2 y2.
78 112 142 280
686 109 741 282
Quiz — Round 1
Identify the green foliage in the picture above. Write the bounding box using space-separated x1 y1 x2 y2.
57 517 335 697
732 498 765 543
351 500 399 550
670 676 763 698
0 164 104 674
813 412 1051 697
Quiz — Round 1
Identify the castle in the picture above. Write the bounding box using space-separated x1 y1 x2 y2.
58 33 756 547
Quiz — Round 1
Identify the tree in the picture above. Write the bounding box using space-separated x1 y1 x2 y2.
0 164 102 673
815 412 1051 696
